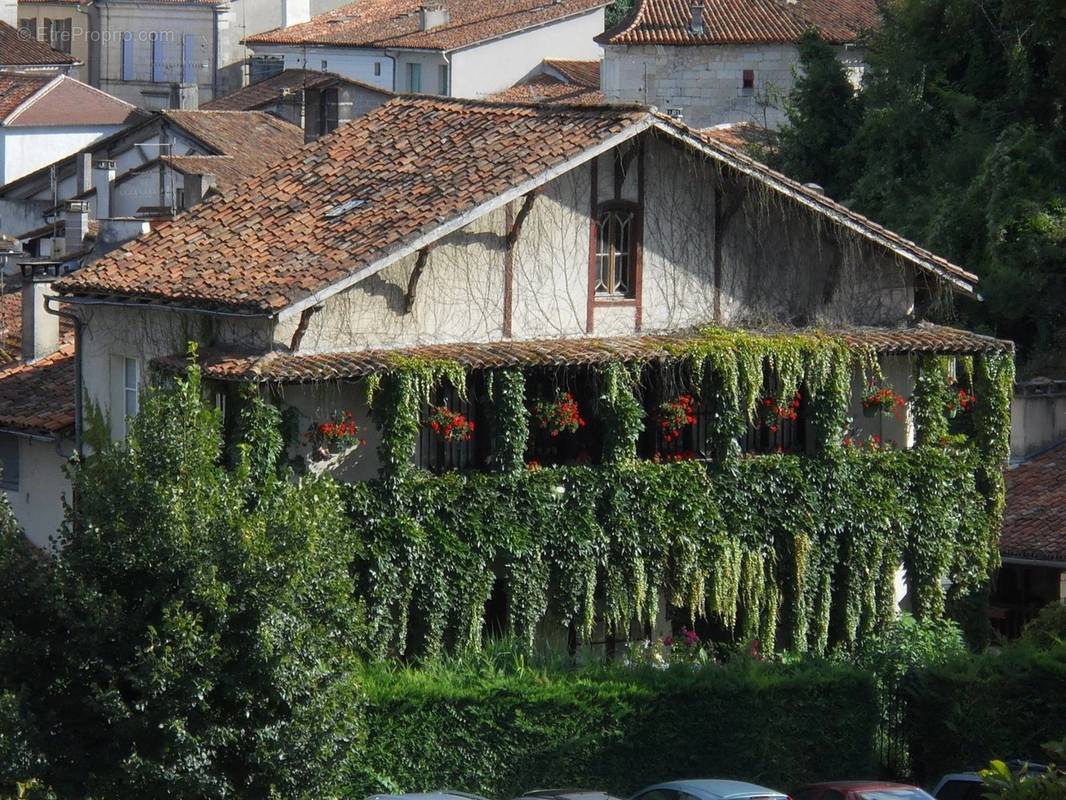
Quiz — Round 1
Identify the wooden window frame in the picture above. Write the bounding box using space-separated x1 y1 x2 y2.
592 200 640 304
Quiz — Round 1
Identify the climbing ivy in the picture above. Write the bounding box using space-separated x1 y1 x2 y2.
342 328 1015 659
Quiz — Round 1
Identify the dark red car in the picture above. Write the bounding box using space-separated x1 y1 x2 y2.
792 782 935 800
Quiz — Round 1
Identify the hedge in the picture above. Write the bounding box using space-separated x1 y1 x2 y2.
351 659 879 798
902 641 1066 784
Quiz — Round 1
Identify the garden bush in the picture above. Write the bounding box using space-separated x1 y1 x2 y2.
902 641 1066 784
352 655 879 798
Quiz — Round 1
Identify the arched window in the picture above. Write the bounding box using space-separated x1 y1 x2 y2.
595 203 638 298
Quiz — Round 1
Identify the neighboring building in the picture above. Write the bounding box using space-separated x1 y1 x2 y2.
11 2 88 80
0 108 303 259
200 67 392 140
490 58 605 105
991 441 1066 638
0 72 141 186
244 0 608 99
598 0 878 129
0 264 75 549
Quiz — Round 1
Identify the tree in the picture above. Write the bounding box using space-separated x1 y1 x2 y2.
0 359 365 799
775 30 863 198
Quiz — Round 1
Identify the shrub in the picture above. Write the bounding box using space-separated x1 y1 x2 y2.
352 657 879 798
902 642 1066 784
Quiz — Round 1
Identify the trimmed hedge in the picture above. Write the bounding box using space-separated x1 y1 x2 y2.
352 659 879 798
902 642 1066 784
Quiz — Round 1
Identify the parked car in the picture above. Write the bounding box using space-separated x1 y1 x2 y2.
518 790 624 800
792 781 933 800
631 779 788 800
369 792 493 800
932 762 1050 800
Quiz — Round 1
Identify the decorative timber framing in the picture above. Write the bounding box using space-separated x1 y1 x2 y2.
403 246 434 314
502 190 538 338
712 176 744 322
586 157 598 334
288 304 322 351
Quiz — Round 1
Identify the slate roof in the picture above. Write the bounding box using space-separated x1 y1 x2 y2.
1001 442 1066 564
153 324 1012 384
245 0 609 51
0 72 51 120
0 21 79 68
200 69 392 112
598 0 879 46
56 96 980 315
0 347 75 435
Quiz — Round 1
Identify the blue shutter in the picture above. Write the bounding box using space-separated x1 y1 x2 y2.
120 31 134 81
182 33 195 83
151 32 165 83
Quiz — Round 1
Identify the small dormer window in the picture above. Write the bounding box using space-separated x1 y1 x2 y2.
595 203 638 298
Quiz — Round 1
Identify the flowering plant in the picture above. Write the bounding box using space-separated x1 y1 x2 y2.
306 411 366 457
842 433 895 451
652 450 696 463
944 379 976 418
758 391 801 433
534 392 586 437
658 394 696 442
862 381 906 419
428 406 475 443
627 626 713 669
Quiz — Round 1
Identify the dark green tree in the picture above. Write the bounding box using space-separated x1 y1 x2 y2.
775 30 863 198
0 360 365 799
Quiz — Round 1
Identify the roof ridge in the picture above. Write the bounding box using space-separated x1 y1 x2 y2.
391 93 647 113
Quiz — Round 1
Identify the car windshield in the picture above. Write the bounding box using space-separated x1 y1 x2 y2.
861 791 935 800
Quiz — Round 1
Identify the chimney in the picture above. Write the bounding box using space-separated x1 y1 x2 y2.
282 0 310 27
419 1 449 31
63 200 90 255
92 160 116 219
20 263 60 362
183 173 217 208
75 152 93 196
689 1 705 35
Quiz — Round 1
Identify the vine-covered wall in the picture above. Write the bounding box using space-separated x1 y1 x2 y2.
337 329 1013 658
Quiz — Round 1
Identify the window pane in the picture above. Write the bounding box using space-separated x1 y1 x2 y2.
124 358 139 417
594 208 635 296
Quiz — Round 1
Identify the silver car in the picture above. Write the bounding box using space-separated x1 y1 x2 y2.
631 780 788 800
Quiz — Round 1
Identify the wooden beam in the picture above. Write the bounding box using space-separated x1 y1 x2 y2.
288 304 321 351
403 246 432 314
712 180 744 322
505 190 538 249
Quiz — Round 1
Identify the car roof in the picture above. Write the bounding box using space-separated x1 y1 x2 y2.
368 792 492 800
800 783 924 792
521 791 623 800
637 780 788 800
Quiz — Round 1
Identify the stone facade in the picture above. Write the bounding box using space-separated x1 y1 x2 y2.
602 43 866 130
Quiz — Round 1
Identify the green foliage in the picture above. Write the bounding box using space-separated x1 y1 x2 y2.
599 362 645 464
911 356 951 446
605 0 634 28
902 640 1066 784
490 369 529 473
0 362 366 799
775 31 863 197
1019 603 1066 650
774 0 1066 371
353 657 878 797
981 758 1066 800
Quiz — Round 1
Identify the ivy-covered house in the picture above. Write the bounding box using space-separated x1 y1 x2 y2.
49 96 1014 657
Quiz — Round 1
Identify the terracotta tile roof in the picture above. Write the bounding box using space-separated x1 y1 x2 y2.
56 97 981 314
544 59 601 86
153 324 1012 384
161 109 305 161
489 74 606 105
1001 442 1066 564
0 72 51 120
700 121 775 152
56 97 649 313
598 0 878 46
200 69 392 112
0 21 79 67
4 75 140 126
0 287 76 364
245 0 609 51
0 346 75 436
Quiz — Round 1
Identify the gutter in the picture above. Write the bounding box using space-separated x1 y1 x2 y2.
43 297 82 455
53 294 274 320
1001 556 1066 570
0 426 55 444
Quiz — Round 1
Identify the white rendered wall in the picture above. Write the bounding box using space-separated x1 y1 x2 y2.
5 437 71 551
253 44 395 92
448 9 605 98
0 125 126 185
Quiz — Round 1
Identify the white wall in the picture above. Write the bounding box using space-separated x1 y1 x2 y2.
0 125 126 185
448 8 605 98
253 43 395 92
1011 382 1066 461
5 436 71 550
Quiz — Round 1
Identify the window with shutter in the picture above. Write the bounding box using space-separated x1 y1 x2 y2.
120 32 134 81
182 33 196 83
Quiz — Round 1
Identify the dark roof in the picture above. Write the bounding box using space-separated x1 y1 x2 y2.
245 0 608 51
1001 442 1066 564
160 109 305 160
597 0 879 46
55 97 981 315
0 21 79 67
152 324 1013 384
200 69 393 112
0 347 76 436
